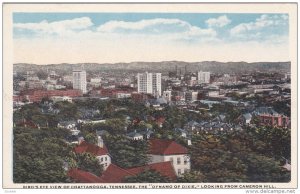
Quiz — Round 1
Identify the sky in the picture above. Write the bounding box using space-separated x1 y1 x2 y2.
13 13 289 64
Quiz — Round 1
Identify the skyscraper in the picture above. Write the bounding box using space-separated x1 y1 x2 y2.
137 72 161 97
198 71 210 84
73 69 87 94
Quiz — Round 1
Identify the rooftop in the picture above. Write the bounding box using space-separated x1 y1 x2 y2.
74 141 109 156
67 168 105 183
148 139 188 155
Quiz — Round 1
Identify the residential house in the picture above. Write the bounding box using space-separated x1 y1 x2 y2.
241 113 252 125
173 128 192 146
74 136 111 170
173 128 189 138
253 107 289 128
57 121 77 130
126 130 144 140
148 139 190 176
139 128 154 140
184 120 200 132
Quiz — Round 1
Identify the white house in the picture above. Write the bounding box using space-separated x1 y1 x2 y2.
74 136 111 171
148 139 191 176
57 121 77 130
51 96 73 103
126 130 144 140
242 113 253 125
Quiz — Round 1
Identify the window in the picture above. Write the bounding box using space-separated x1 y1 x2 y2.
177 157 181 165
178 169 181 175
184 159 188 165
105 157 107 161
100 157 103 162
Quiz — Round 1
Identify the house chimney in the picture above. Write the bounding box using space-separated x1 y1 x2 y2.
78 137 84 144
97 136 104 148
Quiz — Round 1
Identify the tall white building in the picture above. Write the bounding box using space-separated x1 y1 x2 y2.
198 71 210 84
73 69 87 94
137 72 161 96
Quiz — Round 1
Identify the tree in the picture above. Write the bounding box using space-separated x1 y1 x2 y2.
189 131 290 182
246 126 291 160
124 169 170 183
177 171 205 183
13 127 72 183
53 101 79 121
103 135 149 168
71 152 103 176
245 153 290 182
105 118 127 135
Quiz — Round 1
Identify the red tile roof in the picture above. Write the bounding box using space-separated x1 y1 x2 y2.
148 139 188 155
67 168 105 183
16 120 39 129
74 141 109 156
68 162 177 183
126 161 177 181
100 164 134 183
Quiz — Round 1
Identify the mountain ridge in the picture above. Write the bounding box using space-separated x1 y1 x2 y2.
13 61 291 74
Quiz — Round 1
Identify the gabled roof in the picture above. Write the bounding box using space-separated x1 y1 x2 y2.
139 128 154 136
126 161 177 181
156 97 168 105
186 120 199 126
254 107 279 116
174 128 188 134
74 141 109 156
126 130 143 138
67 168 105 183
243 113 252 120
68 162 177 183
148 139 188 155
100 164 134 183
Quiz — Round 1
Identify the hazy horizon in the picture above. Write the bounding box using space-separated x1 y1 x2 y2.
13 60 291 66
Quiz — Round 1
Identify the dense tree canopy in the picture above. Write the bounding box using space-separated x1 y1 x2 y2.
103 135 149 168
69 152 103 177
189 131 290 182
13 127 71 183
13 98 291 183
124 169 170 183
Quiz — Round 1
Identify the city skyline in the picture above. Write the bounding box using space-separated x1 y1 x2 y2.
13 13 289 64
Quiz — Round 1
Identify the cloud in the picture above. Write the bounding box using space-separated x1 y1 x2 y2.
230 14 288 36
205 15 231 28
14 17 93 36
14 17 217 43
97 18 217 40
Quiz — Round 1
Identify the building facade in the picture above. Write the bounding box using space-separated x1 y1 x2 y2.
73 69 87 94
162 90 172 102
137 72 162 96
147 139 191 176
198 71 211 84
74 136 111 171
185 91 198 101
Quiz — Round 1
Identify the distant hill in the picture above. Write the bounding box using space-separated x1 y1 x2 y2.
13 61 291 75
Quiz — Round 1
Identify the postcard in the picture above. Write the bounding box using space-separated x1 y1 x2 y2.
2 2 298 191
